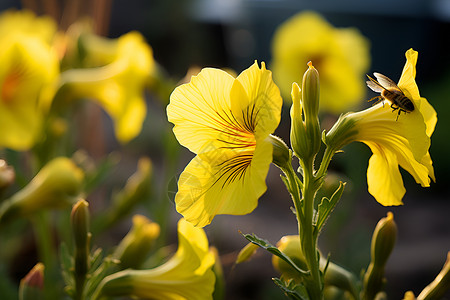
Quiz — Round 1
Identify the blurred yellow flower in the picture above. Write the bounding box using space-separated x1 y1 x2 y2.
167 62 282 227
271 11 370 113
0 11 59 150
56 31 154 143
325 49 436 206
0 10 57 44
96 218 216 300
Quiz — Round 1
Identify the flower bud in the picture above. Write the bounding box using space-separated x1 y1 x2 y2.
113 214 160 269
362 212 397 300
267 135 291 169
0 157 84 225
71 199 91 293
272 235 307 281
290 62 322 164
103 157 152 229
371 212 397 267
19 262 45 300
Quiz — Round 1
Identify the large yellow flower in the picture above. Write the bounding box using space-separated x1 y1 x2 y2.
95 218 216 300
0 11 59 150
271 11 370 114
325 49 436 206
55 31 154 143
167 62 282 227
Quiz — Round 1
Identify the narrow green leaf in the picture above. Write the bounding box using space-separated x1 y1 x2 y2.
316 181 346 233
273 278 310 300
241 233 309 275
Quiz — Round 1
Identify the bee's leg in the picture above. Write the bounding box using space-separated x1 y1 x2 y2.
368 96 384 107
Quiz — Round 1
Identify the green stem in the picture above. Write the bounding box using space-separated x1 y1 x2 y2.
282 164 304 225
32 211 59 299
300 160 323 300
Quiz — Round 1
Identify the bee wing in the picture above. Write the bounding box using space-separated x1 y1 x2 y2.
373 72 401 92
366 74 384 92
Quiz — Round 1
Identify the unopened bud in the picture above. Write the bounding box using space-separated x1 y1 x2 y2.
0 157 84 225
272 235 307 281
71 199 90 291
104 157 152 228
362 212 397 300
113 214 160 269
267 135 291 169
371 212 397 267
19 262 45 300
290 63 322 164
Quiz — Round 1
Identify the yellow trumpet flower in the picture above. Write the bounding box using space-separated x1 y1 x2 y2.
167 61 282 227
0 11 59 150
272 11 370 114
56 31 154 143
325 49 436 206
95 218 216 300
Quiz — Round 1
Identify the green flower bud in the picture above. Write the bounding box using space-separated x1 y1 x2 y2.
0 157 84 225
71 199 90 251
19 262 45 300
320 259 359 299
362 212 397 300
113 214 160 269
417 251 450 300
290 62 322 164
71 199 91 294
272 235 308 281
371 212 397 267
103 157 152 228
267 135 291 169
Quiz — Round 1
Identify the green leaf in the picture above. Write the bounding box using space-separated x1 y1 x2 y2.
273 278 310 300
315 181 345 234
241 233 309 275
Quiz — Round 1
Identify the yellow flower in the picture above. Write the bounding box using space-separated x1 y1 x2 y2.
0 10 57 44
56 31 154 143
271 11 370 113
167 62 282 227
0 13 59 150
325 49 436 206
95 218 216 300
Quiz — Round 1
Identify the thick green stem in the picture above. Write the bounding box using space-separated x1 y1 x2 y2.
300 160 323 300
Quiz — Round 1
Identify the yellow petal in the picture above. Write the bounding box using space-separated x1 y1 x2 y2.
168 68 235 154
366 143 405 206
175 138 272 227
231 61 282 138
398 48 420 101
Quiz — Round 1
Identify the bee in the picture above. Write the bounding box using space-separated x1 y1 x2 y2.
366 72 414 120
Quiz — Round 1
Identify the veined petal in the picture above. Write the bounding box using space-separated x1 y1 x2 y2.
168 68 236 154
175 138 272 227
231 61 282 138
366 143 405 206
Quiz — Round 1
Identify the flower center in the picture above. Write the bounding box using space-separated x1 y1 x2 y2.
1 68 23 104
